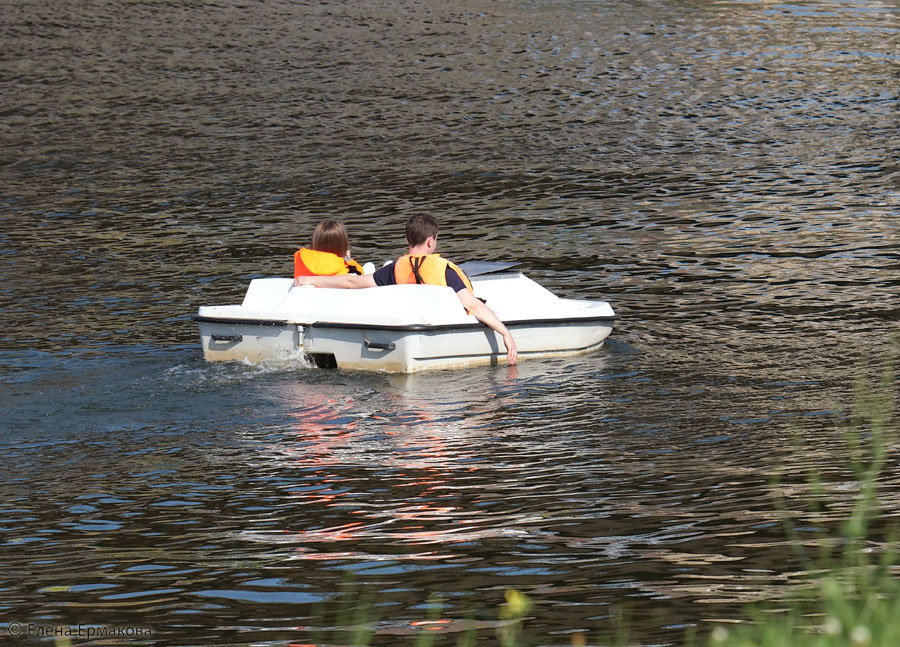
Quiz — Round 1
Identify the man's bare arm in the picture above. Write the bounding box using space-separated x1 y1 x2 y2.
457 289 518 365
292 274 376 289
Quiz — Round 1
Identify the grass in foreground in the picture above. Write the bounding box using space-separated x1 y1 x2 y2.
702 362 898 647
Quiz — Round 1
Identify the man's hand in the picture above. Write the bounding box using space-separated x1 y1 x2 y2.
502 331 518 365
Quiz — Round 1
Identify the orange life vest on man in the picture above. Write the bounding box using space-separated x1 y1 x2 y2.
393 254 473 292
294 248 364 278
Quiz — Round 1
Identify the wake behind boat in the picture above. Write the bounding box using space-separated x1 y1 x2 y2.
192 263 616 373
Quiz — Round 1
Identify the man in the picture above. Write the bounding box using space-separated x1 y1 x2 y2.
292 215 518 365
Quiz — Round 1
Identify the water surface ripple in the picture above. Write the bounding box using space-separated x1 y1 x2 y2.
1 0 899 645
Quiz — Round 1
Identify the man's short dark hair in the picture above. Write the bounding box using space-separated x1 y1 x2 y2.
405 214 439 247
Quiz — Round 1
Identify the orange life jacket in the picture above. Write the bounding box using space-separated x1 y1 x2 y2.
393 254 473 292
294 248 364 278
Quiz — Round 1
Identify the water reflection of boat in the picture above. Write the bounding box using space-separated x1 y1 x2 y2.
192 263 616 373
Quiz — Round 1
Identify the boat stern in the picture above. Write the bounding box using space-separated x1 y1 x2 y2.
194 307 302 363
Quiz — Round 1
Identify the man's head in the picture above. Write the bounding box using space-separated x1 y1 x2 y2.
405 214 439 248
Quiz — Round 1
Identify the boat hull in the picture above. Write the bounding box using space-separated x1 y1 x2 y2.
195 316 613 372
193 273 616 373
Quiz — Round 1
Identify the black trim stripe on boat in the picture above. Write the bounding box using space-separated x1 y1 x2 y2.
192 315 289 327
412 340 607 362
192 314 616 332
316 317 616 332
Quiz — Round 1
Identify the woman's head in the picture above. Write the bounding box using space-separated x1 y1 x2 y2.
311 220 350 256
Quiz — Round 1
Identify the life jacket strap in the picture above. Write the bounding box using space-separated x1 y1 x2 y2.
410 256 427 284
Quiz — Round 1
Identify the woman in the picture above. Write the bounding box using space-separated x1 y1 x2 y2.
293 220 364 278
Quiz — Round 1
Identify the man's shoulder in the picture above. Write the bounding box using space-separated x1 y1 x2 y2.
444 264 468 292
372 261 396 286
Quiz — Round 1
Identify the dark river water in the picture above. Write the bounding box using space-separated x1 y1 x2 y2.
2 0 899 645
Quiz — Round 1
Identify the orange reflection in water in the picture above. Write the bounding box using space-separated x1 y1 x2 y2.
263 373 523 553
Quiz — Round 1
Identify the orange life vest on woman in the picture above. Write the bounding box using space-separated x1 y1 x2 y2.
393 254 473 292
294 248 364 278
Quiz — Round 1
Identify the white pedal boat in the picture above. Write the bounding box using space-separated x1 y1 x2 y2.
192 263 616 373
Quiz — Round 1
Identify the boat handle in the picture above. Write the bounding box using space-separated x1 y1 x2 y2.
211 334 243 343
364 339 395 351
